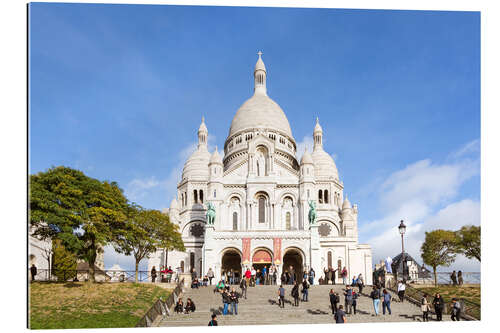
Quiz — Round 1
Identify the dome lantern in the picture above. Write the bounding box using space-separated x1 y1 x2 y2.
313 117 323 150
254 51 267 96
198 116 208 149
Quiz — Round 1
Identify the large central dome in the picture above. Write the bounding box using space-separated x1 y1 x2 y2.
227 53 294 140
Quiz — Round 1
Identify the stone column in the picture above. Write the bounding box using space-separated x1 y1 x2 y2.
203 224 216 281
310 224 321 284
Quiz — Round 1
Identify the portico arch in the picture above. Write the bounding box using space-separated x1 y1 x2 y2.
220 247 242 284
283 247 305 284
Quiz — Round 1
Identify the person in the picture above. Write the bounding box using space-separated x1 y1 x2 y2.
166 266 173 283
191 277 199 289
184 298 196 314
370 286 381 316
335 305 347 323
202 275 209 287
175 266 181 283
458 271 463 285
309 268 315 285
207 267 214 285
278 284 286 308
433 293 445 321
230 287 239 315
151 266 157 283
222 289 231 315
421 293 430 322
251 266 256 286
451 270 457 286
329 289 338 314
451 298 461 321
272 266 278 285
291 281 300 306
397 280 406 302
289 266 295 285
174 298 184 313
240 276 247 299
357 274 364 294
215 280 225 293
229 269 234 285
344 285 353 314
331 267 337 285
341 267 348 285
262 266 268 285
352 290 358 314
30 264 37 282
301 278 309 302
256 269 261 285
281 271 287 285
208 313 218 326
382 289 392 315
324 267 329 285
244 267 251 286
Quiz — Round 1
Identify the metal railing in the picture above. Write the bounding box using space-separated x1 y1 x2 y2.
407 272 481 285
28 268 181 283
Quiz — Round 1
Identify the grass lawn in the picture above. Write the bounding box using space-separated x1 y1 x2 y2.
29 282 171 329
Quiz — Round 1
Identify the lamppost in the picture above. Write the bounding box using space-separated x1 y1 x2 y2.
398 220 406 282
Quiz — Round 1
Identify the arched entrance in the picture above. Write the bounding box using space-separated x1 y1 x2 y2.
283 248 304 284
252 248 273 283
221 248 242 285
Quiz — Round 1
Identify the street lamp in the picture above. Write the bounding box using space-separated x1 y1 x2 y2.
398 220 406 282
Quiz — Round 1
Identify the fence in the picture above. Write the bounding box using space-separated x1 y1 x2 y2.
410 272 481 285
28 268 177 283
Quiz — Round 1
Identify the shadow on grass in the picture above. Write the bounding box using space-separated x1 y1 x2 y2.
64 282 84 288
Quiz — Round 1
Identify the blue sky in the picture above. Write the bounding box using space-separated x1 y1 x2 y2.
29 3 480 272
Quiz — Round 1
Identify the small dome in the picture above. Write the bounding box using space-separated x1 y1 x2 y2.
209 147 223 164
181 147 211 179
311 149 339 179
314 117 323 133
342 195 352 210
170 198 178 210
300 149 313 165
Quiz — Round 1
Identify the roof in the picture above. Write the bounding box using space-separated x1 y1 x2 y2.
391 252 432 278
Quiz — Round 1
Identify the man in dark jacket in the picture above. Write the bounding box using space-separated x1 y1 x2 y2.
433 293 445 321
344 286 353 314
222 290 231 315
30 264 37 282
208 314 218 326
230 288 239 315
301 279 309 302
329 289 339 314
240 277 247 299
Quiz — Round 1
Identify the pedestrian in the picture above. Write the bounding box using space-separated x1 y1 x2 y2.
251 266 256 286
208 313 218 326
382 289 392 315
341 267 348 285
262 265 268 285
335 305 347 323
273 266 278 285
292 281 300 306
450 271 457 286
331 267 337 285
451 298 461 321
278 284 286 308
30 264 37 282
352 290 358 314
421 293 430 322
244 267 251 285
174 298 184 313
207 267 214 285
151 266 157 283
222 289 231 315
230 287 239 315
240 276 247 299
184 298 196 314
357 274 364 294
324 267 330 285
215 279 225 293
458 271 463 285
166 266 173 283
397 280 406 302
329 289 338 314
301 278 309 302
432 293 445 321
309 268 315 285
370 286 381 316
344 285 353 314
289 266 295 285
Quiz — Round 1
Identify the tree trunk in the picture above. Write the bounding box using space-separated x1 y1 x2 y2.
433 265 437 287
89 261 96 283
135 260 139 283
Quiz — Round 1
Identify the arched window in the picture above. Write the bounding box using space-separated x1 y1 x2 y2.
194 190 198 204
181 193 184 207
319 190 323 204
233 212 238 231
328 251 332 268
214 190 216 198
324 190 329 204
258 196 266 223
286 212 291 230
199 190 204 203
180 260 185 273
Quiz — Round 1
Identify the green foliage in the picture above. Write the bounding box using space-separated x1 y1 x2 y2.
455 225 480 262
421 229 459 286
30 166 129 282
114 205 184 282
52 239 77 281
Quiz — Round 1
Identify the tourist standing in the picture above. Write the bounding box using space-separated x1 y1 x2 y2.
335 305 347 323
370 286 381 316
251 266 256 286
278 284 286 308
344 285 353 314
329 289 338 314
292 281 300 306
433 293 445 321
421 293 430 322
309 268 315 285
397 280 406 302
382 289 392 315
30 264 37 282
262 266 268 285
222 290 231 315
184 298 196 314
324 267 329 285
357 274 364 294
301 279 309 302
208 314 218 326
451 298 461 321
458 271 463 285
289 266 295 285
230 288 239 315
331 267 337 285
272 266 278 285
245 267 251 285
151 266 157 283
451 271 458 286
341 267 348 285
240 277 247 299
352 290 358 314
207 267 214 285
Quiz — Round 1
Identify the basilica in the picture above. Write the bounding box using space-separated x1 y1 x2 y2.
148 53 373 285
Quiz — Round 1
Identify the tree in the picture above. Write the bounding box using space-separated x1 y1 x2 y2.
114 205 185 282
30 166 129 282
421 229 459 286
52 239 77 281
455 225 480 262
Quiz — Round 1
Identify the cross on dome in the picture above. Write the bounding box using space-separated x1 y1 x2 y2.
257 51 263 57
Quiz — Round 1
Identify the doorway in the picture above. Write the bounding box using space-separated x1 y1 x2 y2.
283 248 303 284
221 249 242 285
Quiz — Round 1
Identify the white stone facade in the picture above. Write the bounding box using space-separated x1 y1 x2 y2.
148 53 373 285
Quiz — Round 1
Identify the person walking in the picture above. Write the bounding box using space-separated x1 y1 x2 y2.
309 268 315 285
397 280 406 302
352 290 358 315
344 285 353 314
151 266 157 283
292 281 300 306
329 289 338 314
184 298 196 314
30 264 37 282
382 289 392 315
341 267 348 285
278 284 286 308
357 274 364 294
335 305 347 323
451 271 457 286
207 267 214 285
433 293 445 321
370 286 381 316
458 271 463 285
451 298 461 321
230 287 239 315
240 276 247 299
301 278 309 302
208 314 218 326
421 293 430 322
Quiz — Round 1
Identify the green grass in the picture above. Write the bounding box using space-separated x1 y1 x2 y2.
29 282 171 329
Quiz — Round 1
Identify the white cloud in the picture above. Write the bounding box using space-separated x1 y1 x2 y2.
295 135 314 160
124 176 160 202
450 139 480 159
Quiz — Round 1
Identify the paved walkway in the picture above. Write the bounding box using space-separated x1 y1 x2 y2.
158 284 450 326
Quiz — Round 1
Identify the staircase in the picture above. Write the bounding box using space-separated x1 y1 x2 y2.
158 284 448 326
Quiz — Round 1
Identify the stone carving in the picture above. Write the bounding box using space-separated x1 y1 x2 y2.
308 200 317 225
190 223 205 238
318 223 331 237
206 202 216 225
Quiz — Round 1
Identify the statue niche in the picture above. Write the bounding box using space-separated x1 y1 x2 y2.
255 146 268 177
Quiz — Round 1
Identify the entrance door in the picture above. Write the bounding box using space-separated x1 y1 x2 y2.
283 249 303 284
221 249 242 285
